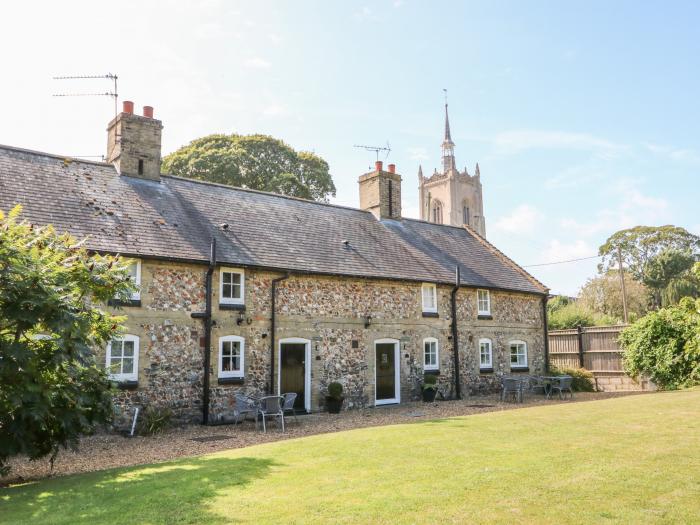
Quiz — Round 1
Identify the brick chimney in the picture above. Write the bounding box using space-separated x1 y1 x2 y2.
358 161 402 220
106 101 163 181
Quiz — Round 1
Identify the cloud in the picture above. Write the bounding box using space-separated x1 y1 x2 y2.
542 239 594 262
407 147 428 161
354 6 374 20
493 204 543 235
644 143 700 165
393 0 404 7
244 57 271 69
262 104 290 117
493 129 626 158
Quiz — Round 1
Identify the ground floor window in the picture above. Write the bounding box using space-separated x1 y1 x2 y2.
479 338 492 368
423 337 439 370
509 340 528 368
219 335 245 378
106 334 139 382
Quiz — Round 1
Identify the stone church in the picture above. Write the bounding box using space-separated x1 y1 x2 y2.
0 101 548 424
419 104 486 236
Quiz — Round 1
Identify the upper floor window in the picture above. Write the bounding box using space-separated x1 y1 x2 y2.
431 200 443 224
126 259 142 301
220 267 245 305
463 205 470 226
479 338 492 369
423 337 439 370
477 289 491 316
509 340 528 369
106 334 139 382
421 283 437 313
219 335 245 378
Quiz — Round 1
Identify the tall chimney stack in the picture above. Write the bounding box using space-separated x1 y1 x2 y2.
106 101 163 181
358 162 402 220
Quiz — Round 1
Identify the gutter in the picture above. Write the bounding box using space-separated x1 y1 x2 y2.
270 272 290 394
450 265 462 400
542 295 550 373
191 238 216 425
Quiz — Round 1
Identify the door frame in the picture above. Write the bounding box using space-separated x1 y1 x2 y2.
374 338 401 406
278 337 311 413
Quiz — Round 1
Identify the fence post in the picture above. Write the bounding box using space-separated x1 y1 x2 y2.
577 325 585 368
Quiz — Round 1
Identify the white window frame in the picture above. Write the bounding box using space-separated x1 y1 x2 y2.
127 259 142 301
219 267 245 305
477 289 491 316
106 334 139 382
479 338 492 369
509 340 528 369
423 337 439 371
218 335 245 378
421 283 438 313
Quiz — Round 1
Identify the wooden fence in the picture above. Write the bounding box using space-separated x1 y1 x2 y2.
548 325 654 391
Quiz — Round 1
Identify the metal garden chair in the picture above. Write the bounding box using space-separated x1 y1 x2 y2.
233 393 258 425
547 376 574 400
281 392 299 424
501 377 522 403
257 395 285 433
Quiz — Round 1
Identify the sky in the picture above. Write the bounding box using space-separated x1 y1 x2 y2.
1 1 699 295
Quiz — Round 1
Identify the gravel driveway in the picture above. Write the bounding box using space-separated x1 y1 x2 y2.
2 391 640 486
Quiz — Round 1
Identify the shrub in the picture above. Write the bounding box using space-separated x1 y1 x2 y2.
548 302 617 330
422 373 438 391
327 382 343 400
549 366 595 392
137 406 173 436
618 297 700 389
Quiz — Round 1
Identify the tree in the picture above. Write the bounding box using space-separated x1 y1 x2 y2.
598 225 700 281
619 297 700 390
642 249 699 307
579 271 650 322
547 296 617 330
162 134 337 202
0 206 134 475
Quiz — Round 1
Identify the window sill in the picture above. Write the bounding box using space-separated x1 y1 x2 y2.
219 303 246 311
510 367 530 373
424 369 440 376
421 311 439 318
477 314 493 320
479 368 494 374
218 377 245 385
108 299 142 308
113 380 139 390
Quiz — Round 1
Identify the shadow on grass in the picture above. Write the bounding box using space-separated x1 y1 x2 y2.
1 455 278 525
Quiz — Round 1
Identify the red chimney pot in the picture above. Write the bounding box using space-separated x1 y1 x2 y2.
388 163 396 173
122 100 134 114
143 106 154 118
375 160 383 172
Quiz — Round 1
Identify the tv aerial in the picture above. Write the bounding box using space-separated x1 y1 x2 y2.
52 73 119 116
353 141 391 162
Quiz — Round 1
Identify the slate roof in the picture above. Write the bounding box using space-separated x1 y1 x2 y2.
0 144 547 295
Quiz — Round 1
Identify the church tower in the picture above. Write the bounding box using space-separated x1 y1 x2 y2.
418 103 486 237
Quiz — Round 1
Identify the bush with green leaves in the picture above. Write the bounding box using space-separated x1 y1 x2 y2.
422 373 438 391
548 301 617 330
618 297 700 389
548 366 595 392
327 382 343 400
137 406 173 436
0 206 134 475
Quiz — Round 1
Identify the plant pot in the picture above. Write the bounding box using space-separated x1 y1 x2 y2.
326 396 344 414
422 388 437 402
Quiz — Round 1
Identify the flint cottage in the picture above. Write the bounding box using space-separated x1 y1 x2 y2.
0 102 549 423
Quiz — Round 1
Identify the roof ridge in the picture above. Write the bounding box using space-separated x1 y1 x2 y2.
460 224 549 293
0 143 111 167
162 174 372 213
398 216 472 231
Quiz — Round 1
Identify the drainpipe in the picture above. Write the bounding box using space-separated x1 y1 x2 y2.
270 272 290 395
542 295 550 373
450 265 462 400
191 238 216 425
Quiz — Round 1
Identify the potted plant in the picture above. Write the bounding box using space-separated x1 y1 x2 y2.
325 382 344 413
422 373 438 402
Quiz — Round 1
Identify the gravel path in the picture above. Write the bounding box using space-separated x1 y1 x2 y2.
2 391 642 486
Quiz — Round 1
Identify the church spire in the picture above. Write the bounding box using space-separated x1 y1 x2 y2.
441 103 456 173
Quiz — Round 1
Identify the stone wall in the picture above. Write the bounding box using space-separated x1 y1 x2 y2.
103 259 546 424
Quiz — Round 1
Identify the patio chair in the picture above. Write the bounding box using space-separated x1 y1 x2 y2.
281 392 299 424
233 393 258 425
257 395 285 433
501 377 522 403
527 375 545 395
547 376 574 400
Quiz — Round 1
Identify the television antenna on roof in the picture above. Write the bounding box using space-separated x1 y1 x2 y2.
52 73 119 116
353 142 391 162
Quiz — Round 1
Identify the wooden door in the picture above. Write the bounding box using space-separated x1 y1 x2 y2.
375 342 396 402
280 343 306 410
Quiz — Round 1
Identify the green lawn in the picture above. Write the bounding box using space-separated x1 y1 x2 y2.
2 391 699 524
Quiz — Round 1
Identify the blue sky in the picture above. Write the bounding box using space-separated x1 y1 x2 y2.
2 1 698 295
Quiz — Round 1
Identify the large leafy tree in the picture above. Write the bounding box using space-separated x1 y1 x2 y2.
642 249 699 307
578 271 650 322
0 206 134 475
162 134 337 202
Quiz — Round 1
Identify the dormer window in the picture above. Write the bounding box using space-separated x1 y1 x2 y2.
220 267 245 305
421 283 437 314
477 289 490 316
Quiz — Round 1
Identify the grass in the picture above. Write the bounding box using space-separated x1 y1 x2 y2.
1 391 699 524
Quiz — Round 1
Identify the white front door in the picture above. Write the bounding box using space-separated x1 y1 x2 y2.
374 339 400 405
